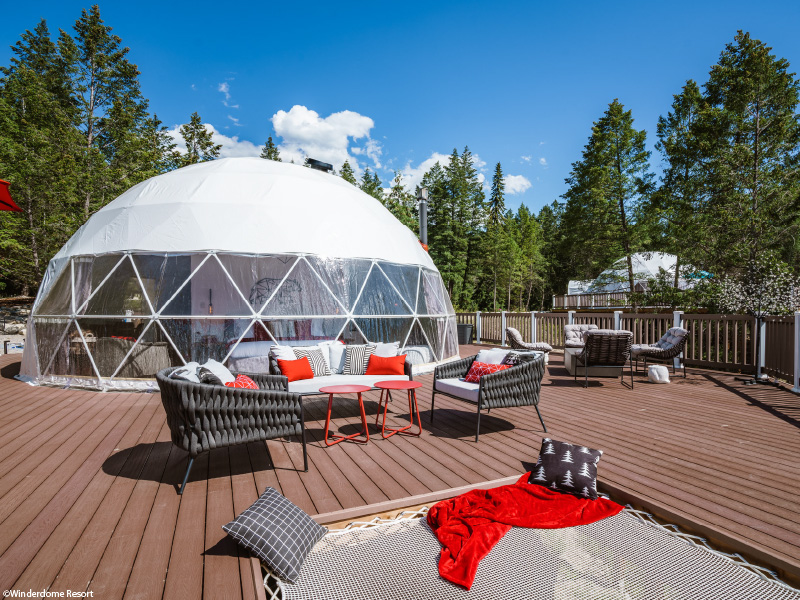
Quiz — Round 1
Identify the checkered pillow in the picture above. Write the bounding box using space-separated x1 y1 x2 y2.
223 487 327 582
464 361 510 383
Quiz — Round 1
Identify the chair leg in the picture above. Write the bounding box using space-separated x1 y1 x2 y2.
178 456 195 495
630 361 634 389
585 365 589 388
475 406 481 443
430 390 436 423
534 403 547 433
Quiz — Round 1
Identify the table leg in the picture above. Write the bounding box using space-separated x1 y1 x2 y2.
325 392 370 447
379 388 422 439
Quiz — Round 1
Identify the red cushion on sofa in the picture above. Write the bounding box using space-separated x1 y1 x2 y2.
225 374 259 389
464 361 510 383
365 354 407 376
277 357 314 382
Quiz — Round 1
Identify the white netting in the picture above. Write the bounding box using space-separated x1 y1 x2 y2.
267 507 800 600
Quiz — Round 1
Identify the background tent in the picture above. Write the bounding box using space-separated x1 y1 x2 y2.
587 252 700 293
20 158 458 390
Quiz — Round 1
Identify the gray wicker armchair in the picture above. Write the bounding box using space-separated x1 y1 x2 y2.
631 327 689 378
505 327 554 355
156 368 304 494
431 353 546 442
574 330 634 388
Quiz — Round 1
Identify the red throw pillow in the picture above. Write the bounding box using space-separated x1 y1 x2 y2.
365 354 407 376
464 361 510 383
225 374 259 389
277 357 314 382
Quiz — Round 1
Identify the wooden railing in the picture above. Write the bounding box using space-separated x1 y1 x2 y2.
553 292 630 309
765 315 794 382
454 310 799 384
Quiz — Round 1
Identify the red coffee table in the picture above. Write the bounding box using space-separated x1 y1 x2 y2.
319 384 372 446
374 380 423 439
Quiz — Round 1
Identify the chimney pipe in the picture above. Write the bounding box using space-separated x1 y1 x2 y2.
418 187 428 245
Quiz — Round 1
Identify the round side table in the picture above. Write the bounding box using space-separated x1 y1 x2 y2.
319 385 372 446
374 380 423 439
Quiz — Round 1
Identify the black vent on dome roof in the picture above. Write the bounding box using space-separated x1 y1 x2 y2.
306 158 333 173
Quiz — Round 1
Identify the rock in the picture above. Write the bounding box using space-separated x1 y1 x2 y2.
3 324 23 335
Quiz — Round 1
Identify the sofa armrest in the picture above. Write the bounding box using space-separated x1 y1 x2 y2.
241 371 289 391
404 359 414 380
478 354 545 409
434 355 475 382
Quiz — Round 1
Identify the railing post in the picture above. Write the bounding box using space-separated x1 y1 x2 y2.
576 295 581 309
567 311 575 325
793 312 799 394
501 311 507 346
531 312 537 343
759 317 767 380
552 295 556 309
613 311 622 330
476 311 481 345
673 310 684 370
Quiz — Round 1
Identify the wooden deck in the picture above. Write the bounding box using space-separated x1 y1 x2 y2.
1 345 799 598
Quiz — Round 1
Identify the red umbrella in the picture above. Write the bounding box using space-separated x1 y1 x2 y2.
0 180 22 212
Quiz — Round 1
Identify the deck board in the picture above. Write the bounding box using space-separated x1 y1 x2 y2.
1 346 800 597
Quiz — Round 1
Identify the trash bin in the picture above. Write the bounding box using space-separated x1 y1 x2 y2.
457 323 474 345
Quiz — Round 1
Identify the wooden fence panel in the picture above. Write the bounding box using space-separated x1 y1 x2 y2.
480 312 503 344
536 312 568 349
505 313 532 342
573 312 615 330
764 315 794 382
682 314 755 373
455 312 477 330
620 314 673 346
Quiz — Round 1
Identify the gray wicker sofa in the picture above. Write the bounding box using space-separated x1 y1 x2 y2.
156 368 304 494
431 353 546 442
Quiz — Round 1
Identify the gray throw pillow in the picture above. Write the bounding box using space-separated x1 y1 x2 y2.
528 438 603 500
223 487 327 583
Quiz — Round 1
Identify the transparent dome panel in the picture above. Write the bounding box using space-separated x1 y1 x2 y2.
262 258 344 317
353 267 413 316
376 263 420 313
353 317 414 345
302 256 373 312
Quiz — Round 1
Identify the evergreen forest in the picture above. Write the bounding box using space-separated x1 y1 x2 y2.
2 7 799 311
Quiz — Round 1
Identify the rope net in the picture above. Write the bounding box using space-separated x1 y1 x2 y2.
267 507 800 600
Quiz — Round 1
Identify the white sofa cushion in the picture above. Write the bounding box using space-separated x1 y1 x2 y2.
202 359 235 384
373 341 400 357
320 341 346 374
434 378 480 403
230 340 275 359
288 373 410 395
475 349 509 365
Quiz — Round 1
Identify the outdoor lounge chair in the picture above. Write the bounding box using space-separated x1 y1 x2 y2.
430 353 546 442
564 323 598 348
631 326 689 378
156 368 305 494
574 330 634 388
505 327 554 356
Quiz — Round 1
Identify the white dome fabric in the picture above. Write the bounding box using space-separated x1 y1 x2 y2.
52 158 435 269
21 158 457 390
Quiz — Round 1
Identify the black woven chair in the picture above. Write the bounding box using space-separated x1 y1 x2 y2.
156 368 304 494
632 327 689 378
574 330 634 388
431 353 546 442
505 327 554 354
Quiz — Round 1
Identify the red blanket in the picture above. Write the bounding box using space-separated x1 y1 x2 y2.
426 473 623 590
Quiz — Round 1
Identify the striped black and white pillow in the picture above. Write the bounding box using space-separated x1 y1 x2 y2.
343 344 376 375
293 347 332 377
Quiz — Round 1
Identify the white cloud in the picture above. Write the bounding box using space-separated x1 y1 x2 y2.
271 105 381 174
401 152 451 191
539 157 548 168
227 115 242 127
504 175 532 195
521 155 532 162
167 122 260 159
218 82 230 100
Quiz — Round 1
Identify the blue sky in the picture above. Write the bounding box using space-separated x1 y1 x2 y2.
3 1 800 212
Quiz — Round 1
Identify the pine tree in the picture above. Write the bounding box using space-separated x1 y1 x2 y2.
533 466 547 481
561 471 574 487
562 450 573 463
359 168 384 201
178 111 221 166
653 80 706 283
485 163 506 310
260 136 281 161
340 160 357 185
697 31 800 270
384 171 418 232
561 99 654 299
578 463 591 477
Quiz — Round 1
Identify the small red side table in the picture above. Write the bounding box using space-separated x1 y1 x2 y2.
319 385 372 446
374 380 423 439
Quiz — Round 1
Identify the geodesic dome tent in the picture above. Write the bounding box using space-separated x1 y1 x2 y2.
588 252 698 293
20 158 458 390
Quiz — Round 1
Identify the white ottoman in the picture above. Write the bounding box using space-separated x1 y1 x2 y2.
648 364 670 384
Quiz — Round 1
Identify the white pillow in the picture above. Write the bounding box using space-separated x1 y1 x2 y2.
326 342 347 374
169 361 201 382
475 349 509 365
269 345 297 361
202 359 235 384
373 341 400 357
230 340 275 359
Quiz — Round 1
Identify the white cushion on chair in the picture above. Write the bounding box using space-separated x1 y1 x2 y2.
475 349 509 365
434 378 480 403
648 365 670 384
